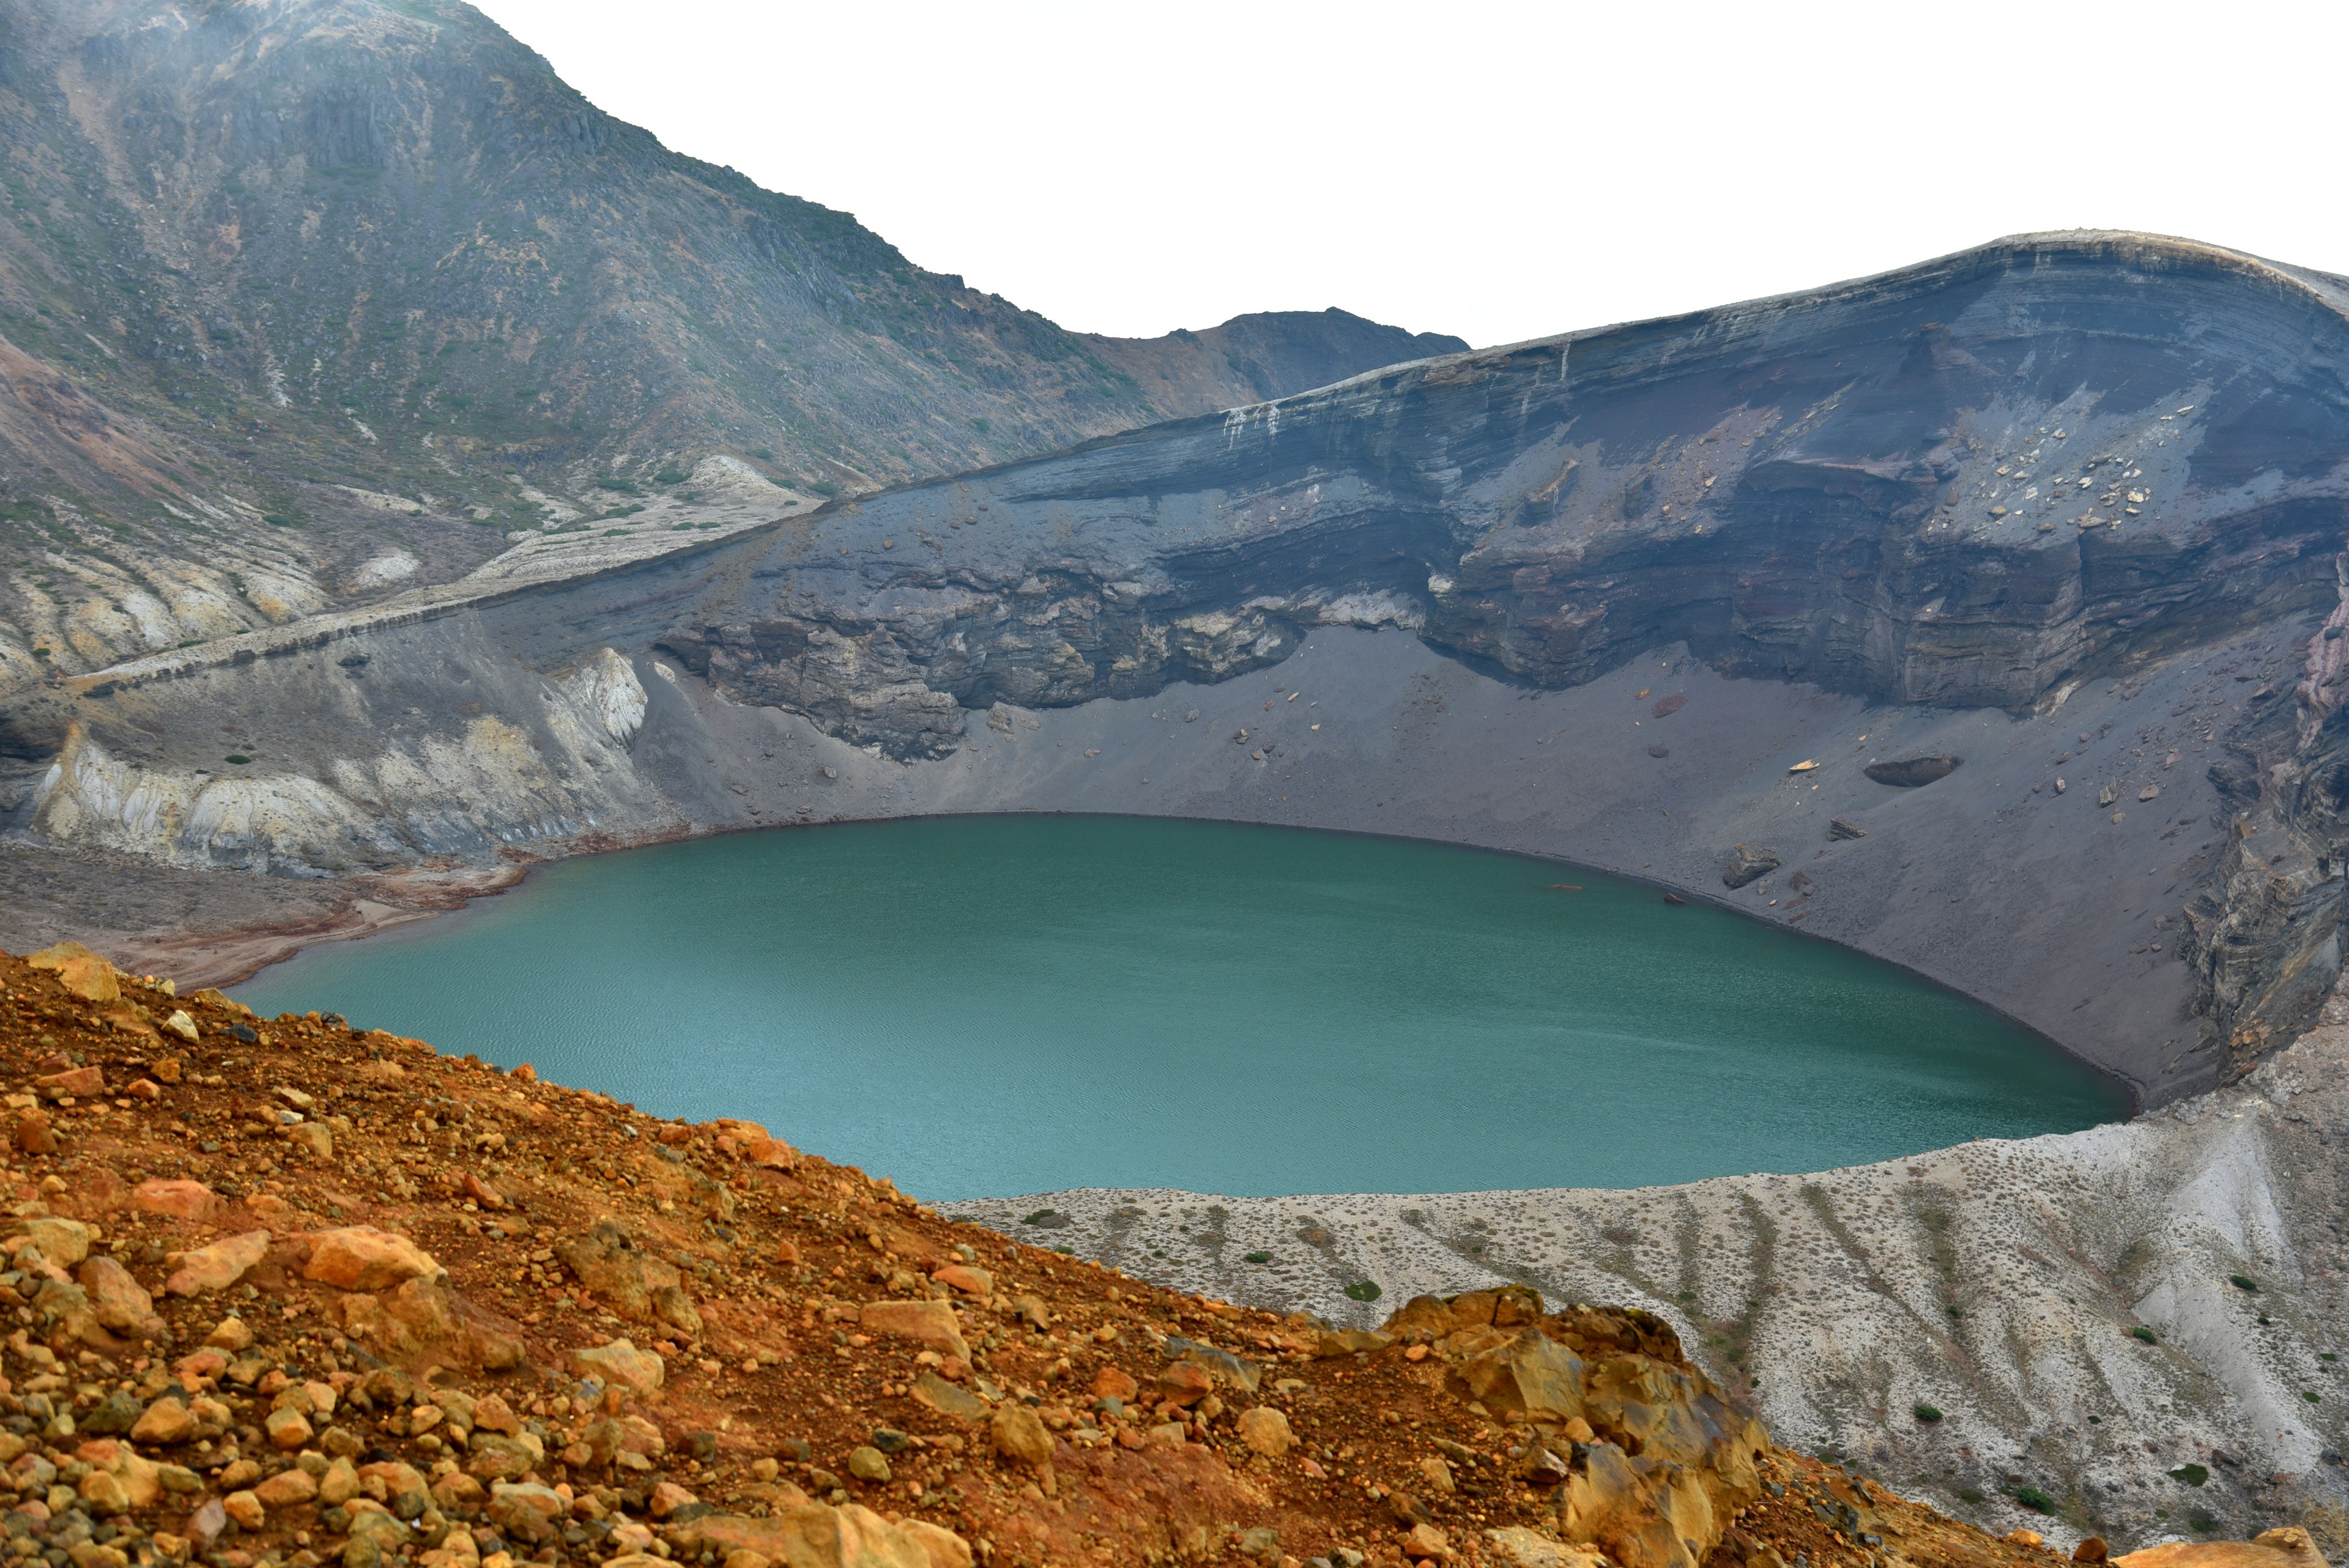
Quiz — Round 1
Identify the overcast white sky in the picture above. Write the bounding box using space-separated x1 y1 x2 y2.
470 1 2349 350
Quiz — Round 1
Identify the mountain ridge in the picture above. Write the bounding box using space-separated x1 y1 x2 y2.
0 0 1461 689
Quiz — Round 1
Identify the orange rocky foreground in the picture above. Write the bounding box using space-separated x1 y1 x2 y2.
0 943 2322 1568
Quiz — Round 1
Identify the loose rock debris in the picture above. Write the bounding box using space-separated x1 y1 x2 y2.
0 945 2310 1568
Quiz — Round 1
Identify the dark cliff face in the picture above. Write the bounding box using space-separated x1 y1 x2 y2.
0 0 1453 685
661 233 2349 750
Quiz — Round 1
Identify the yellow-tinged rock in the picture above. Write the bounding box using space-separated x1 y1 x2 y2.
1486 1529 1606 1568
2116 1531 2330 1568
1235 1405 1293 1458
136 1180 221 1222
989 1405 1053 1471
15 1216 91 1268
254 1468 318 1507
165 1231 270 1296
264 1406 313 1450
1405 1523 1453 1561
303 1226 439 1291
76 1256 159 1336
28 943 119 1003
568 1338 664 1394
319 1457 361 1506
77 1470 130 1517
129 1399 195 1445
900 1519 974 1568
930 1263 992 1299
667 1506 949 1568
859 1298 969 1361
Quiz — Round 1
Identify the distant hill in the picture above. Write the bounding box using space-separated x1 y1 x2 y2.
0 0 1460 685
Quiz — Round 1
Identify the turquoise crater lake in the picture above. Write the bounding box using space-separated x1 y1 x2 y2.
236 816 2126 1200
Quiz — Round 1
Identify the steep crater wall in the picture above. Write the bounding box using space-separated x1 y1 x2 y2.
6 232 2349 1096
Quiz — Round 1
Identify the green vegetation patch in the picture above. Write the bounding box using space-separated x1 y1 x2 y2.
2170 1463 2208 1487
1343 1280 1382 1303
2012 1487 2052 1514
2232 1274 2260 1292
1912 1403 1943 1423
2132 1326 2158 1343
1243 1251 1270 1265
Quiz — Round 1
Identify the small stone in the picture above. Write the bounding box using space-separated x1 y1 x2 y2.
860 1298 970 1361
130 1399 196 1445
207 1315 254 1351
34 1065 106 1101
287 1123 333 1160
12 1111 55 1156
265 1406 314 1450
569 1337 666 1393
989 1405 1054 1470
847 1446 891 1484
1721 844 1779 889
647 1480 699 1517
2074 1539 2110 1564
136 1180 221 1221
165 1230 270 1296
319 1457 362 1506
1156 1361 1214 1408
161 1011 200 1043
254 1467 319 1507
1419 1455 1456 1494
2008 1531 2044 1548
221 1490 267 1531
1091 1367 1138 1402
930 1263 992 1299
1404 1523 1452 1560
80 1388 144 1435
911 1372 989 1423
472 1392 522 1435
78 1470 131 1516
76 1256 158 1336
1235 1406 1292 1458
302 1227 439 1290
